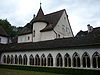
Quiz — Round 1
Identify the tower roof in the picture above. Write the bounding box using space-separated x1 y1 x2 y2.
36 3 44 20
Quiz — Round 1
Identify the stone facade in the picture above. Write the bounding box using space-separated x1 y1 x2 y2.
1 46 100 69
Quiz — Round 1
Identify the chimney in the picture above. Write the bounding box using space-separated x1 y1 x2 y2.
87 24 93 33
33 14 35 18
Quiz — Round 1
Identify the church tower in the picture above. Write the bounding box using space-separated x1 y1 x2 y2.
32 3 48 42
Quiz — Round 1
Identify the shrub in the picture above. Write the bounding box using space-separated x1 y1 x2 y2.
0 64 100 75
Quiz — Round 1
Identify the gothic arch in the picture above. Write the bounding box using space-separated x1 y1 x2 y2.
29 54 34 65
35 54 40 66
23 54 27 65
56 53 63 67
92 52 100 68
3 55 6 63
7 55 10 64
11 55 14 64
15 55 18 64
47 53 53 66
64 53 71 67
72 52 80 67
41 54 46 66
19 55 22 65
82 52 90 68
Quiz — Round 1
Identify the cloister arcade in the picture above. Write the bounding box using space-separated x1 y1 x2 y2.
2 51 100 68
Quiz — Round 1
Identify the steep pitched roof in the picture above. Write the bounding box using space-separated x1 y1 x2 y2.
40 9 65 32
0 25 8 37
19 9 65 35
35 6 44 20
0 35 100 52
18 23 32 35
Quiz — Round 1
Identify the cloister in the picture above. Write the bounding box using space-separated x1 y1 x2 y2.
2 51 100 68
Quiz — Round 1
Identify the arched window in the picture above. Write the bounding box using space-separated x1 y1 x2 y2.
33 30 35 37
19 55 22 65
56 53 63 67
23 54 27 65
92 52 100 68
35 54 40 66
15 55 18 64
73 52 80 67
7 55 10 64
29 54 34 65
64 53 71 67
82 52 90 68
47 53 53 66
3 55 6 63
41 54 46 66
11 55 14 64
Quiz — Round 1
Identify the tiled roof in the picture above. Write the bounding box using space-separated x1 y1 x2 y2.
0 25 8 37
18 23 32 35
35 6 44 20
0 36 100 52
18 9 65 35
76 27 100 37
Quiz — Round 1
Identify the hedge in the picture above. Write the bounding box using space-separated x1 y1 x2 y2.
0 64 100 75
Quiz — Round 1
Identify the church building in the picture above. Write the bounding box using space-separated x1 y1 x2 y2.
0 4 100 69
18 4 74 43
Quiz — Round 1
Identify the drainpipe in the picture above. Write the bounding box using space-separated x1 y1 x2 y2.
53 29 57 39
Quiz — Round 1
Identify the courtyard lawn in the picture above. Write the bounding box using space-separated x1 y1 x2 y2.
0 68 67 75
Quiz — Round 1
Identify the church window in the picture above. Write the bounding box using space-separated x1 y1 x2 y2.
3 55 6 63
33 30 35 37
57 34 60 38
82 52 90 68
64 17 66 19
41 54 46 66
28 36 30 40
11 55 14 64
66 27 70 33
47 53 53 66
73 52 80 67
23 54 27 65
64 53 71 67
56 53 63 67
19 55 22 65
92 52 100 68
29 54 34 65
35 54 40 66
62 25 65 32
15 55 18 64
7 55 10 64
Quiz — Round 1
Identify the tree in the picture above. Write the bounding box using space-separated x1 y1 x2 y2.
0 19 22 37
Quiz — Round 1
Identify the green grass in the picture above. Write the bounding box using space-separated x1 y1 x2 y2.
0 68 67 75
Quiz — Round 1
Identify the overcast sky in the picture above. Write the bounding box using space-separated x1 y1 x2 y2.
0 0 100 35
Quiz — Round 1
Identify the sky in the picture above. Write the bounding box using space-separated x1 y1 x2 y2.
0 0 100 35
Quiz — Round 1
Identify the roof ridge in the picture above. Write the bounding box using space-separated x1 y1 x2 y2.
45 9 65 16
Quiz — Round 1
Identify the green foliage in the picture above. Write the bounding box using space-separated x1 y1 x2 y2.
0 68 65 75
0 19 12 36
0 19 23 37
0 64 100 75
